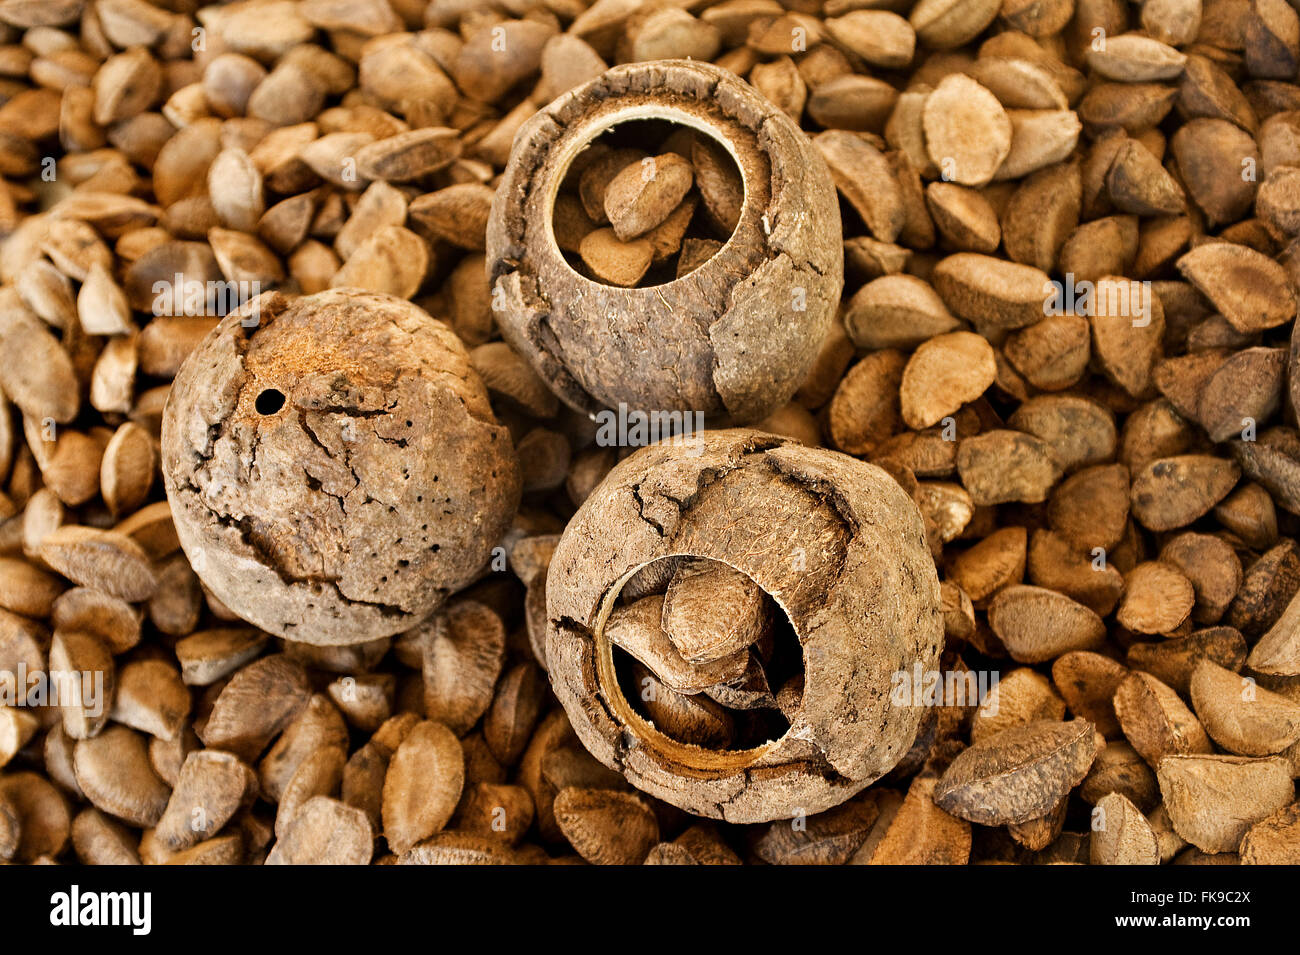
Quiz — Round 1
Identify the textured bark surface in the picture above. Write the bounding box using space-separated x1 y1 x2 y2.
161 288 521 645
487 60 843 423
545 429 941 822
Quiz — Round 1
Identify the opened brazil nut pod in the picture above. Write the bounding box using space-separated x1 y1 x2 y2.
161 289 522 646
486 60 843 424
545 430 942 822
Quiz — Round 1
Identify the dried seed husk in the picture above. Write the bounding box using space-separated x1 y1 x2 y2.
265 795 373 865
1080 741 1159 810
987 585 1106 663
1190 660 1300 757
73 725 171 828
1128 627 1248 698
900 331 996 430
1239 802 1300 865
946 525 1026 605
154 749 255 851
48 629 114 740
752 794 879 866
38 525 157 602
932 253 1052 329
382 720 464 855
0 772 69 862
111 659 190 742
828 349 906 456
1157 753 1295 853
956 430 1063 506
1159 533 1242 625
661 559 771 665
1052 651 1128 738
553 786 659 865
422 600 506 737
1117 561 1195 635
934 719 1097 826
1114 672 1213 768
198 654 312 762
1090 791 1159 865
547 433 940 822
174 628 268 686
1130 455 1241 531
972 668 1066 743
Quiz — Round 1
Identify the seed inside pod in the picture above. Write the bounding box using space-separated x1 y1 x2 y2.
554 120 738 287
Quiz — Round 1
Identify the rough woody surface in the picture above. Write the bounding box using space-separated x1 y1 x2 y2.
545 430 941 822
161 289 521 645
487 60 842 423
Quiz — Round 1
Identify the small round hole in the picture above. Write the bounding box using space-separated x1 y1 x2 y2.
255 389 285 415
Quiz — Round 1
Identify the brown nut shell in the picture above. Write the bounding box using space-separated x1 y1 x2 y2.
161 289 521 645
487 61 843 424
545 430 941 822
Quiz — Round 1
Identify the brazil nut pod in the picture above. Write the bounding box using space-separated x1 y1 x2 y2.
545 429 942 822
487 60 843 425
161 289 521 646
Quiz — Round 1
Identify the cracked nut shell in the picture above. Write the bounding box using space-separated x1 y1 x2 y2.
486 60 843 424
161 288 522 646
545 430 941 822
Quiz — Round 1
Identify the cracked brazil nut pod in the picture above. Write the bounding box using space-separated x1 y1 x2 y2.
161 288 522 646
545 430 942 822
486 60 843 424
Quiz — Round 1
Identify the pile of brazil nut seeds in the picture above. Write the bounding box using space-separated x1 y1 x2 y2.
0 0 1298 867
